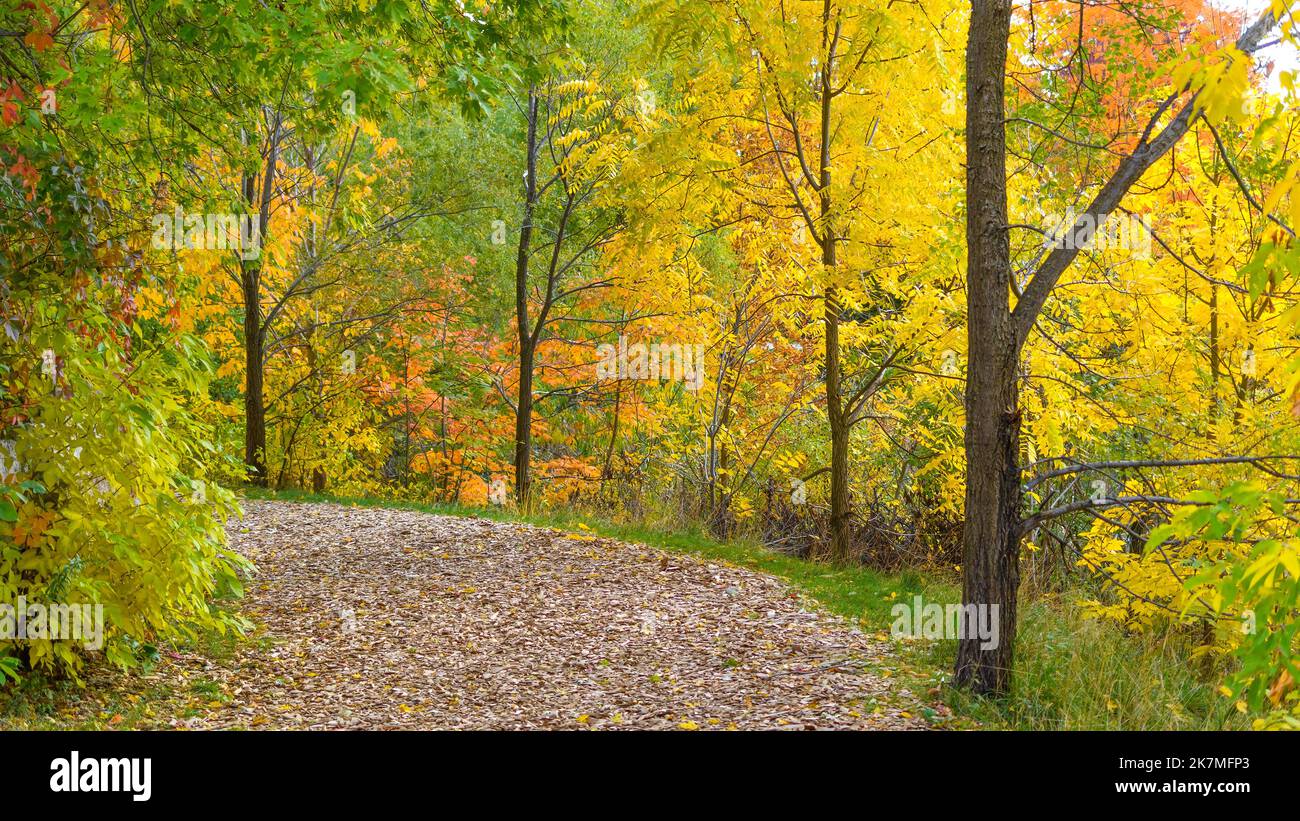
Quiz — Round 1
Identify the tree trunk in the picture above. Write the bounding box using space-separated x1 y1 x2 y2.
951 0 1285 696
824 286 851 563
513 88 539 509
240 114 279 487
242 258 268 486
955 0 1020 695
818 0 850 563
514 341 534 509
601 374 622 485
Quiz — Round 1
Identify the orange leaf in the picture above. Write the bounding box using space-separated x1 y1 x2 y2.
24 31 54 52
1268 669 1295 706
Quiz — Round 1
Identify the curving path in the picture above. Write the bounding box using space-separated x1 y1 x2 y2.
118 500 931 730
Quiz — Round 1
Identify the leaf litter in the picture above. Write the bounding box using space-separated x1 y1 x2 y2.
18 500 936 730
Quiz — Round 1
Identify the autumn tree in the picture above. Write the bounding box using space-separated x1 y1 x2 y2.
957 0 1297 694
505 63 647 507
671 0 961 560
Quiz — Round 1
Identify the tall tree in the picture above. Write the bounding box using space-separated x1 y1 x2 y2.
956 0 1290 694
724 0 958 561
508 73 637 508
239 109 283 485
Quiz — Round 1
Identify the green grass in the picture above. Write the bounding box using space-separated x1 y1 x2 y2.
0 673 179 730
0 605 271 730
946 595 1248 730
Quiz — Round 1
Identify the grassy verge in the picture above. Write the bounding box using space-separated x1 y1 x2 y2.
0 611 258 730
947 595 1247 730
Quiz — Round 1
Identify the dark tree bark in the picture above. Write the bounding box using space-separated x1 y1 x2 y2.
955 0 1019 694
240 111 281 486
241 257 267 485
513 89 540 509
824 287 851 562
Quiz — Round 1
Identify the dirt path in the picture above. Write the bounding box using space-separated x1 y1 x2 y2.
67 501 932 729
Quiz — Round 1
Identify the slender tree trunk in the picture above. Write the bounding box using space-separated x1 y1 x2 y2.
240 114 280 486
601 375 622 485
1208 203 1222 426
1210 284 1221 417
955 0 1020 695
514 342 535 508
824 284 851 563
513 89 539 509
818 0 851 563
242 262 267 485
303 323 326 494
402 336 412 486
707 356 736 534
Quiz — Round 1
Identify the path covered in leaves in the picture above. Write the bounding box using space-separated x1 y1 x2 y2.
125 501 930 729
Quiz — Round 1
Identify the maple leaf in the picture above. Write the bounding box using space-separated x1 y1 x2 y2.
24 30 54 52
